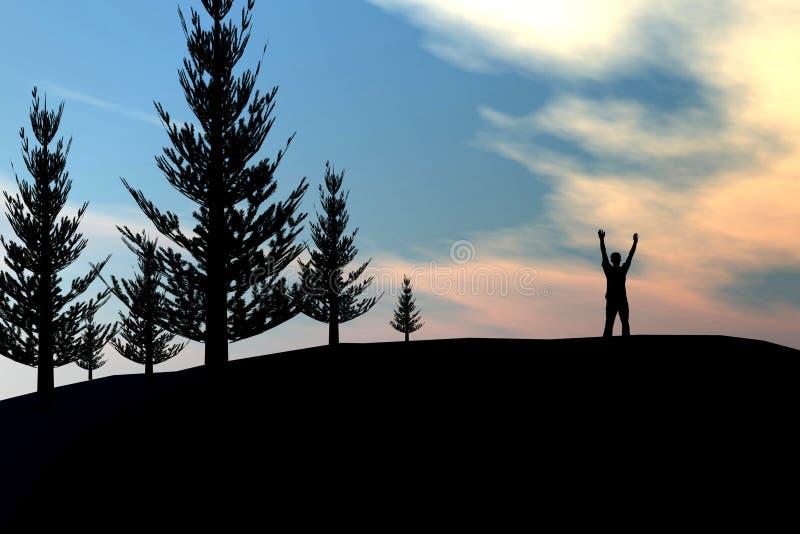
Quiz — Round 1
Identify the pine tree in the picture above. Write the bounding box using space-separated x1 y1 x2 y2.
298 162 378 345
0 88 110 399
107 228 186 376
122 0 307 367
75 315 117 381
390 275 423 342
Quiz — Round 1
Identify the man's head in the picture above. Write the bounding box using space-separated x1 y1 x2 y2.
610 252 622 266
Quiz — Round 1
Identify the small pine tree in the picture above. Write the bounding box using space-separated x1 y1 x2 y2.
390 275 423 342
0 88 110 399
107 228 186 377
75 315 117 381
298 162 379 345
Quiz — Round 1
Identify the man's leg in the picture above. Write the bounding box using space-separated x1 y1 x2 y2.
620 300 631 336
603 301 617 337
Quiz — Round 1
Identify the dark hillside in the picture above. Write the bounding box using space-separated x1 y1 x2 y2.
1 336 797 528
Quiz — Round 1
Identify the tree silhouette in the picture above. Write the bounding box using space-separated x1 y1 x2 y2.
106 228 186 376
0 88 110 399
75 314 117 381
122 0 307 367
390 275 423 342
298 162 378 345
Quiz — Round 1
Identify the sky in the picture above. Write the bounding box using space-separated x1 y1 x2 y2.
1 0 799 398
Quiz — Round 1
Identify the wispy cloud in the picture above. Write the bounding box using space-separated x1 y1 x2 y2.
367 0 657 77
369 0 800 347
42 82 161 126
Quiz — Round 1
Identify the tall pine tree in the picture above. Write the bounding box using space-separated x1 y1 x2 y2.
107 228 186 377
75 314 117 381
298 162 378 345
390 275 423 342
0 88 110 399
122 0 307 367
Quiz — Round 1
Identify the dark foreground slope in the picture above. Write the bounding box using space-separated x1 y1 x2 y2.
1 336 797 528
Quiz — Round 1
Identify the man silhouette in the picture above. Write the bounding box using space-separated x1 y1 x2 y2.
598 229 638 337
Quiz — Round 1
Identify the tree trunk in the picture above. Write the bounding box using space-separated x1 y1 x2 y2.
204 14 229 369
405 331 409 343
145 319 154 378
329 295 339 345
37 186 54 402
205 196 227 366
88 367 93 381
37 332 54 400
145 353 153 378
205 279 228 367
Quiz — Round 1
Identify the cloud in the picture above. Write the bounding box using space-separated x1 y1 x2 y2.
481 98 730 161
43 82 161 126
369 0 800 348
367 0 652 76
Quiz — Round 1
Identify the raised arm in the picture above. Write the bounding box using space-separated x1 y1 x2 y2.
598 229 609 265
625 233 638 266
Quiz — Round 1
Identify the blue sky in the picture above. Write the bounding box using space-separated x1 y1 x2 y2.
0 0 549 245
1 0 799 398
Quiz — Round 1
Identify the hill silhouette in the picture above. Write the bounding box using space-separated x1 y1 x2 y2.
1 336 797 529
